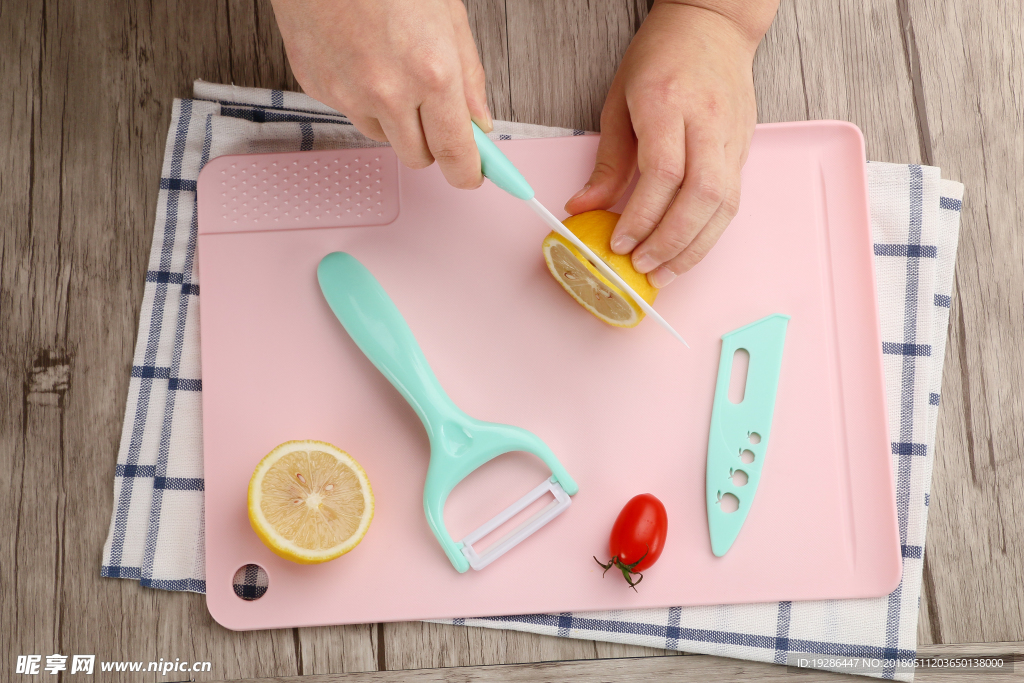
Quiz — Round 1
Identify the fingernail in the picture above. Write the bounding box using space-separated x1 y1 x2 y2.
610 235 637 254
632 253 658 274
483 103 494 131
566 183 591 207
648 266 677 288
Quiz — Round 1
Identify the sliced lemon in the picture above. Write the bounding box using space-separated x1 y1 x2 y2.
542 210 658 328
248 440 374 564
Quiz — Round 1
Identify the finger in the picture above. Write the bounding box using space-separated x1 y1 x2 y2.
608 105 687 266
726 136 751 169
377 112 435 170
419 87 483 190
647 180 741 287
346 114 388 143
449 0 492 132
630 132 727 274
565 77 637 219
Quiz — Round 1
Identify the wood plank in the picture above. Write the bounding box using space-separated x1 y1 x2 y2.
505 0 648 130
54 0 174 673
11 366 68 683
465 0 513 123
0 0 72 674
209 641 1024 683
298 625 380 675
476 626 599 664
917 551 940 645
752 0 809 125
0 10 39 679
594 640 685 659
791 0 922 163
222 0 300 90
381 622 473 670
918 640 1024 657
903 0 1024 645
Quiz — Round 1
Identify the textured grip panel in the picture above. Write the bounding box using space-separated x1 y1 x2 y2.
198 149 400 234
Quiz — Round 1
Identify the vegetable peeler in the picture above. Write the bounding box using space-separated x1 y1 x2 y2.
317 252 579 573
471 123 688 347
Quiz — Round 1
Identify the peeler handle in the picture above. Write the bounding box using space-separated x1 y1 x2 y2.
317 252 460 437
472 122 535 201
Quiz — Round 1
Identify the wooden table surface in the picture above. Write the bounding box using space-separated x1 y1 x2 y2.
2 1 1022 681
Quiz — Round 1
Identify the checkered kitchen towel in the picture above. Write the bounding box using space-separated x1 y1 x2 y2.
102 81 964 680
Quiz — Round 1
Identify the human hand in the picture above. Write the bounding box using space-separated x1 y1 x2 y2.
565 0 779 287
270 0 491 189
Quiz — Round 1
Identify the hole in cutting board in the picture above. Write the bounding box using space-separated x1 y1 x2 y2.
233 564 269 601
444 451 554 545
728 349 750 404
740 449 756 464
717 492 740 514
730 469 749 487
748 431 761 445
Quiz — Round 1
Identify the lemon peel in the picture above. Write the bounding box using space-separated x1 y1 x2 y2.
542 210 658 328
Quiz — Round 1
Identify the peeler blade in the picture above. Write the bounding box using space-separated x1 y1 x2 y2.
459 477 572 571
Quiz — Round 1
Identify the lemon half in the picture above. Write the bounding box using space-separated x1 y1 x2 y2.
248 440 374 564
542 210 658 327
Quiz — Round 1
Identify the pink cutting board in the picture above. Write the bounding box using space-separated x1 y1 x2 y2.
197 121 901 631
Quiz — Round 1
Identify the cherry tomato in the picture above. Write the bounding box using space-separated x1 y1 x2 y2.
595 493 668 590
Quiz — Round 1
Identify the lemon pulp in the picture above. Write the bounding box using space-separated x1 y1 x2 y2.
248 440 374 564
542 210 658 328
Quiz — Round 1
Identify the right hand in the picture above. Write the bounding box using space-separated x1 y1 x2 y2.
270 0 492 189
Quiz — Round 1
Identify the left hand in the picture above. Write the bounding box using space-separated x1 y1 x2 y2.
565 0 777 287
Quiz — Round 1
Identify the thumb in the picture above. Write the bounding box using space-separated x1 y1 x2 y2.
564 82 637 215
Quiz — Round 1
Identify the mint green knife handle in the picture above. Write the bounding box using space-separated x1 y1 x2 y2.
472 122 535 200
317 252 577 572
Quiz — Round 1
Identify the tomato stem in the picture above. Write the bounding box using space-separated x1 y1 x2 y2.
593 556 615 577
593 545 649 592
